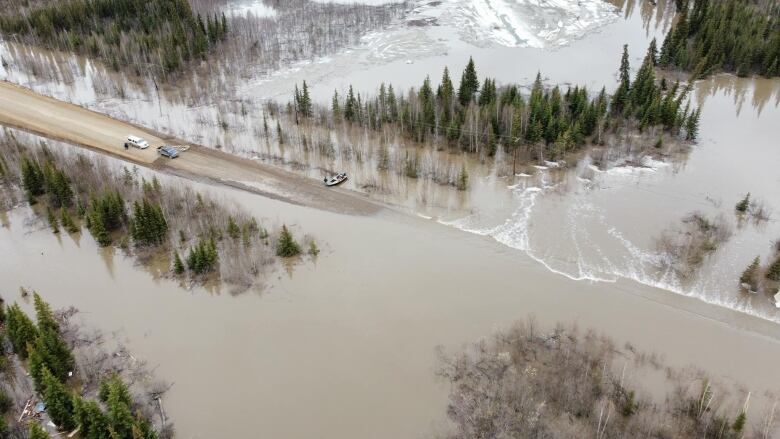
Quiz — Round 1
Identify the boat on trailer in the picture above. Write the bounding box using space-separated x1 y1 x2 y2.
324 173 348 187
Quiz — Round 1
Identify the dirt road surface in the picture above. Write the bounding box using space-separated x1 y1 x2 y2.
0 81 380 215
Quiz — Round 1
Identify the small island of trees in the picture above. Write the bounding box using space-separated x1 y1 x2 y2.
1 131 317 292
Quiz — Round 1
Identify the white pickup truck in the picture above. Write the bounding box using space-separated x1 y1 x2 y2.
125 135 149 149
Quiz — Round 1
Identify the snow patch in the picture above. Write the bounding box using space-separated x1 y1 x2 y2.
410 0 618 48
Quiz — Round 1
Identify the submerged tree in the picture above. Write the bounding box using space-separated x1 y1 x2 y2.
735 193 751 213
130 198 168 246
276 225 301 257
173 251 185 275
186 238 218 274
740 256 760 290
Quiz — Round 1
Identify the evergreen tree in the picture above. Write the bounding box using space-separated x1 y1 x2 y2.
300 81 312 118
740 256 760 290
100 376 136 438
27 294 75 384
21 156 45 202
387 84 398 122
276 225 301 257
458 57 479 106
227 216 240 239
88 209 111 247
40 366 75 431
685 107 701 141
43 163 73 208
456 164 468 191
73 396 110 439
186 238 218 274
173 251 185 275
612 45 631 114
345 85 357 122
33 292 58 333
29 424 50 439
767 255 780 282
486 124 497 156
735 193 751 213
647 38 658 66
733 411 747 434
60 208 78 233
437 67 455 123
130 198 168 246
47 207 59 234
331 90 341 119
5 303 38 358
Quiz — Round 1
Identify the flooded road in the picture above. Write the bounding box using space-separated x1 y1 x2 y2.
2 0 780 437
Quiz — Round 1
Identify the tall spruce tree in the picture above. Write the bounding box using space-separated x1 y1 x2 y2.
73 396 110 439
276 225 301 257
40 366 76 430
767 255 780 282
458 57 479 106
5 303 38 358
29 424 50 439
130 198 168 246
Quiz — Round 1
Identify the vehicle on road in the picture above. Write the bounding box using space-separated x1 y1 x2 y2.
157 145 179 158
126 135 149 149
324 173 348 187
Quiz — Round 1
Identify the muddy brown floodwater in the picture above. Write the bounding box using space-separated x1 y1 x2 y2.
3 171 780 438
2 0 780 437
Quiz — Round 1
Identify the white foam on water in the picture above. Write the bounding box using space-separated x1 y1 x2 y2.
439 174 780 324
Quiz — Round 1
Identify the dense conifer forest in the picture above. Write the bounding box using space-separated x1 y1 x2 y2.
660 0 780 78
0 0 227 75
296 45 700 168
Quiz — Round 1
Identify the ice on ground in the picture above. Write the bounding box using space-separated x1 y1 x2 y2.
410 0 618 48
223 1 277 18
311 0 403 4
